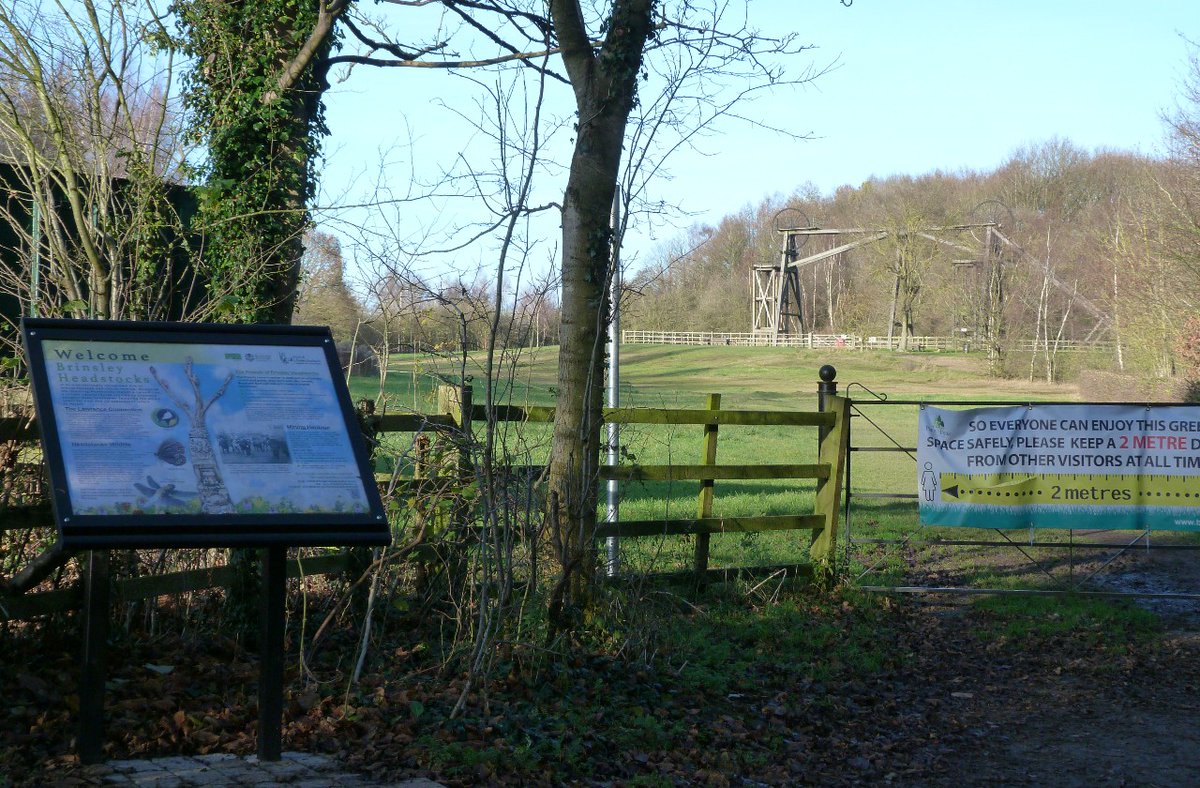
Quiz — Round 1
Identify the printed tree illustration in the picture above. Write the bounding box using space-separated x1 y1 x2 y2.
149 358 235 514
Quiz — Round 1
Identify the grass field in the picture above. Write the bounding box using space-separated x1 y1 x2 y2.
348 343 1083 412
346 344 1111 576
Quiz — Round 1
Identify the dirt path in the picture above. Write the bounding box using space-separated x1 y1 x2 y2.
938 633 1200 786
867 537 1200 786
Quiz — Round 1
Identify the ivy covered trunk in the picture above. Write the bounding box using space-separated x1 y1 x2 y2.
546 0 656 631
177 0 332 324
177 0 335 636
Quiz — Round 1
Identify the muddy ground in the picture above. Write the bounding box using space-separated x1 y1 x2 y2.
858 533 1200 786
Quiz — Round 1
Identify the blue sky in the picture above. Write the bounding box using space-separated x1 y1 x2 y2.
315 0 1198 284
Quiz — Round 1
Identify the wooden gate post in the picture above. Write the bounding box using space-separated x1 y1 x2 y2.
437 383 474 466
811 385 850 573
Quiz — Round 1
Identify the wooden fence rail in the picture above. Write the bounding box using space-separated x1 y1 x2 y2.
1 384 850 619
0 553 352 620
421 386 850 575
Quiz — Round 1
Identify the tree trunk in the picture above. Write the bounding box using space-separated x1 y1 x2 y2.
546 0 655 631
547 171 610 617
985 229 1006 377
887 268 900 350
179 0 329 325
1112 265 1125 372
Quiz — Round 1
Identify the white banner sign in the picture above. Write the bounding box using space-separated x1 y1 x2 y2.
918 404 1200 530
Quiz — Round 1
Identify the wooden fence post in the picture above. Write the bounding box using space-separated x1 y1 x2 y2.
694 393 721 574
437 384 459 427
436 383 474 533
810 394 849 572
436 383 474 472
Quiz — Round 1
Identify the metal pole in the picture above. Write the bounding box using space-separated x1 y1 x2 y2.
843 400 853 548
605 186 621 576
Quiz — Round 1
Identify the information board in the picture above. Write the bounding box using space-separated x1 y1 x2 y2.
22 318 389 548
918 404 1200 531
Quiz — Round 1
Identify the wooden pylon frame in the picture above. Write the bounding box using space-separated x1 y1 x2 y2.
751 227 889 339
750 223 1050 341
751 202 1114 349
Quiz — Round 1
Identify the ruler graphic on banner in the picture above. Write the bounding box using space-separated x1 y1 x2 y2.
938 472 1197 505
918 404 1200 531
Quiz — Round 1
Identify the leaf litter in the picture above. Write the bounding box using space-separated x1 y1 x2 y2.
2 587 1198 786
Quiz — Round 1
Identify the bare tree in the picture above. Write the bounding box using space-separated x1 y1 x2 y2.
539 0 828 625
0 0 196 347
1162 40 1200 305
294 229 366 340
870 210 945 352
309 1 825 627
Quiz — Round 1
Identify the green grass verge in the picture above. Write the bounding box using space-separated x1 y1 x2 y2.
969 593 1161 651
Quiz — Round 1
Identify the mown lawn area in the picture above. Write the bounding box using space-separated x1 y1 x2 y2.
350 344 1083 573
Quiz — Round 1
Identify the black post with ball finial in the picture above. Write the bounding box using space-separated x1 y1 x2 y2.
817 365 837 418
817 365 837 484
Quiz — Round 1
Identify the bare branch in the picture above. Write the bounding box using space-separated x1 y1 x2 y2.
338 13 448 64
263 0 352 104
4 538 70 595
329 48 564 74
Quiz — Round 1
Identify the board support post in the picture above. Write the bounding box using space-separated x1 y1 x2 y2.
78 549 110 765
258 545 286 761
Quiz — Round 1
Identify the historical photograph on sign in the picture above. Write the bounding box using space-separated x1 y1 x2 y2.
41 339 372 517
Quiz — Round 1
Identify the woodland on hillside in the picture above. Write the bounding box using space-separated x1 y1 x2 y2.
288 58 1200 391
293 135 1200 389
624 140 1199 385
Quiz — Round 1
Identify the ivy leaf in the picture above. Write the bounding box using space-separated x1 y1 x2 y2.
211 294 243 317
